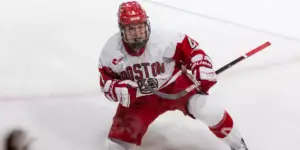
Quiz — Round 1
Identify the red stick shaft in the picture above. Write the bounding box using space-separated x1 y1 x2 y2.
216 41 271 74
245 41 271 57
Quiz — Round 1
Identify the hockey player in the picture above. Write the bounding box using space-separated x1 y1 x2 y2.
98 1 248 150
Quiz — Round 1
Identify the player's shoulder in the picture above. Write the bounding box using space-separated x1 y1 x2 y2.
99 32 124 66
149 28 186 44
100 32 123 55
148 28 187 58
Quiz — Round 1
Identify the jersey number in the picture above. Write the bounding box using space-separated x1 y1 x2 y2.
187 37 198 49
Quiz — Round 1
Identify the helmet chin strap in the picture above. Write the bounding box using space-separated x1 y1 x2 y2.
127 40 146 52
122 32 149 52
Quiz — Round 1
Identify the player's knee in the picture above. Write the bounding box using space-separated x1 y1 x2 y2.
105 138 135 150
188 94 237 139
187 94 225 126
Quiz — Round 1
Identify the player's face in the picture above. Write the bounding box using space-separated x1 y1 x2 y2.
123 22 147 44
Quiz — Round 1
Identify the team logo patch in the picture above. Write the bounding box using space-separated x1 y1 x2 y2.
112 57 124 65
137 78 158 94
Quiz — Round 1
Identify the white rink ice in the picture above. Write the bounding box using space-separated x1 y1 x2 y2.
0 0 300 149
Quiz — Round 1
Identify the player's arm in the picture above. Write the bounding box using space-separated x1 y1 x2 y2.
98 59 138 107
172 34 217 94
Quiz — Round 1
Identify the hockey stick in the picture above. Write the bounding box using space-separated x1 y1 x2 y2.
141 41 271 100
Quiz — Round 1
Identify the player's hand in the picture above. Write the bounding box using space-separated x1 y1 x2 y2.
190 53 217 94
103 80 138 107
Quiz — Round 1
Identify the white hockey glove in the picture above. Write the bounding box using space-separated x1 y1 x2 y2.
103 80 138 107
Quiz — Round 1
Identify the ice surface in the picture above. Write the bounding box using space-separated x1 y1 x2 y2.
0 0 299 149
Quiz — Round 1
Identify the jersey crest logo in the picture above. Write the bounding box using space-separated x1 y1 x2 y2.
112 57 124 65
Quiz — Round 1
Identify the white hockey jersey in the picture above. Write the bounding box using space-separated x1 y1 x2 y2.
98 28 204 98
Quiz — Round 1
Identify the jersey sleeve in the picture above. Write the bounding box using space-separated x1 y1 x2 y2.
98 36 123 90
162 32 213 71
98 60 121 89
